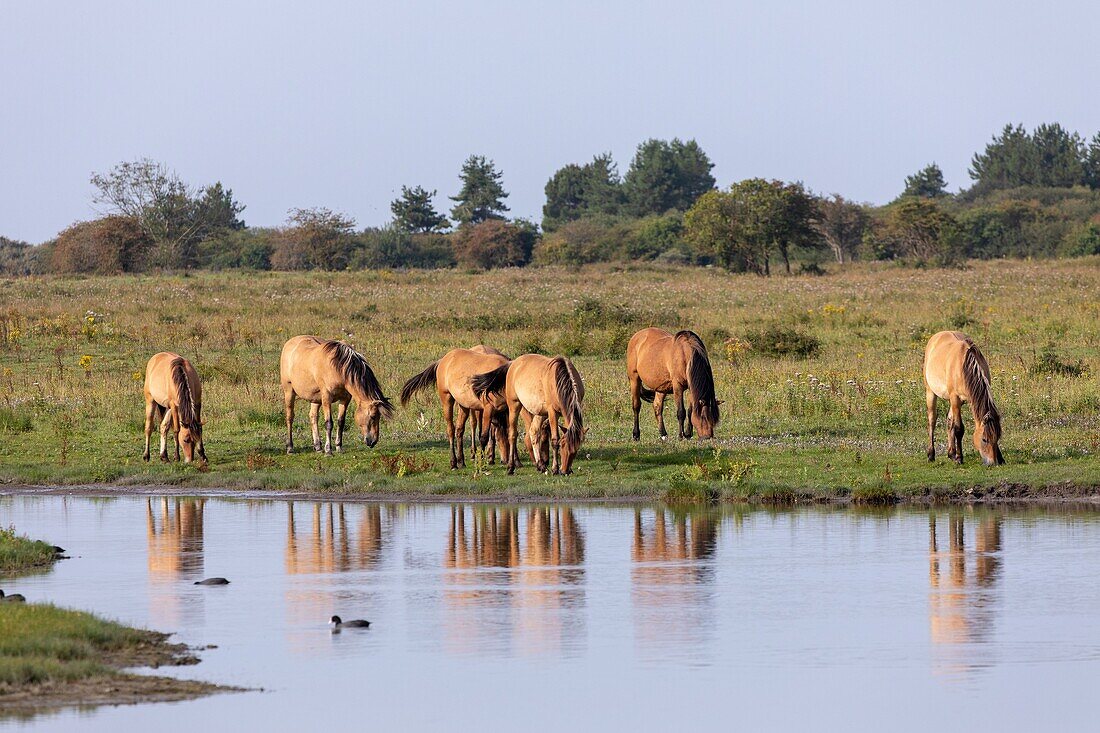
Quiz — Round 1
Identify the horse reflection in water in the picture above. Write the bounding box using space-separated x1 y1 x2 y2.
631 509 719 661
284 502 388 628
146 498 206 626
444 505 586 656
928 512 1003 675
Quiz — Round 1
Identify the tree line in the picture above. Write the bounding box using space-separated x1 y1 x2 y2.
2 123 1099 277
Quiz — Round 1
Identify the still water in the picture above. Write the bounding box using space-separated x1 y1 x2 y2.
2 495 1100 732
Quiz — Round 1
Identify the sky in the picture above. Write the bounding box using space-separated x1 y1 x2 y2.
2 0 1099 243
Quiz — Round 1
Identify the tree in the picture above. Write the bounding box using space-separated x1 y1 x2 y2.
623 138 715 216
813 195 870 263
450 155 509 225
903 163 948 198
391 185 449 233
542 153 623 231
194 182 246 238
451 219 536 269
874 198 960 264
271 208 356 271
969 123 1086 194
684 179 818 274
90 159 200 266
1082 132 1100 189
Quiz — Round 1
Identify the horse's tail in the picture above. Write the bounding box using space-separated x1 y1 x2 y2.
170 357 199 431
676 330 720 427
962 340 1000 440
471 363 509 400
638 385 656 403
399 361 438 407
552 357 584 453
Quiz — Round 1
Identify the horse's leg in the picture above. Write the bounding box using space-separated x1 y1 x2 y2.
547 410 562 475
630 376 642 441
507 403 521 475
172 411 181 462
684 400 694 439
321 395 334 456
159 408 172 462
284 389 296 454
926 387 937 462
948 395 964 464
455 405 469 469
334 401 348 453
443 394 457 470
309 402 322 452
471 409 482 457
143 399 155 462
674 385 688 439
653 392 668 438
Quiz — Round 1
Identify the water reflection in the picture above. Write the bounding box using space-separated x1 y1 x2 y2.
631 508 718 663
443 506 586 656
285 502 386 574
928 512 1003 675
146 498 206 626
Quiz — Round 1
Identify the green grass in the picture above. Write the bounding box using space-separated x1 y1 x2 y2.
0 528 57 576
1 259 1099 502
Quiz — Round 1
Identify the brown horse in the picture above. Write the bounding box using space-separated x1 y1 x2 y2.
143 352 205 464
472 354 585 475
280 336 395 454
923 331 1004 466
400 345 512 469
626 328 721 441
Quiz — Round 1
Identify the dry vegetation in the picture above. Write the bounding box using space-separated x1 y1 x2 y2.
1 259 1098 502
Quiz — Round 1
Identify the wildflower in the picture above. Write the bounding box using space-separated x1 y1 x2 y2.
79 355 93 370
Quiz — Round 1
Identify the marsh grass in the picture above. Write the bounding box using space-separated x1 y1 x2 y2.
0 528 57 576
0 260 1098 500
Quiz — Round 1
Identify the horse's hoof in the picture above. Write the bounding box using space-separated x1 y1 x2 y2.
632 431 640 441
160 455 169 463
927 451 935 462
507 467 515 476
142 454 150 462
324 450 333 457
286 447 294 455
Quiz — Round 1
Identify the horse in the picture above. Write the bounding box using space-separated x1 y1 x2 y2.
143 352 206 464
626 328 721 441
923 331 1004 466
400 345 512 469
472 354 585 475
280 336 395 455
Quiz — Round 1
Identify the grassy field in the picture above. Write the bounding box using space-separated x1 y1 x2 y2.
0 260 1098 503
0 527 58 576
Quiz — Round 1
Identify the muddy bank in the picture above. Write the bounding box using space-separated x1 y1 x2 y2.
3 481 1099 506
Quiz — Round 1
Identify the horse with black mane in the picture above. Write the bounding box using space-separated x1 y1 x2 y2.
280 335 395 454
923 330 1004 466
143 352 206 464
626 328 721 441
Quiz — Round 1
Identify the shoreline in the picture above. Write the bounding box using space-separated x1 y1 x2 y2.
4 481 1100 507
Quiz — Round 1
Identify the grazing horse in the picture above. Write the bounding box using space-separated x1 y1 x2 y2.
923 331 1005 466
626 328 721 440
472 354 585 475
280 336 395 455
400 345 512 469
143 352 206 464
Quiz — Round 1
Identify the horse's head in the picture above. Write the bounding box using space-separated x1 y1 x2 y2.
557 423 586 475
356 397 395 447
691 398 723 439
974 412 1005 466
179 422 202 463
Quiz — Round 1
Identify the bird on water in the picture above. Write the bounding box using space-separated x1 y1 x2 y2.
330 615 370 629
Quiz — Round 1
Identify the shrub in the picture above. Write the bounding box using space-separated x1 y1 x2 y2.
744 326 821 358
452 220 536 269
1031 343 1085 377
50 216 152 274
199 228 275 270
271 208 356 271
352 229 454 269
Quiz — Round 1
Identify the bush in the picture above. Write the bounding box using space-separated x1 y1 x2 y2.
352 228 454 269
1031 343 1085 377
1060 221 1100 257
271 208 356 271
744 325 821 358
452 220 536 269
199 228 275 270
50 216 152 274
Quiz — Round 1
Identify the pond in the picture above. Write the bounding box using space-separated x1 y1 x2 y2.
2 495 1100 731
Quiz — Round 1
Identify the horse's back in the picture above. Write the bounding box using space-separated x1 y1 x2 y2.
924 331 971 399
441 348 509 408
145 351 199 406
628 328 677 390
280 335 329 394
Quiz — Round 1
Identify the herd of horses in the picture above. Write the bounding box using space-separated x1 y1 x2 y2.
141 327 1006 474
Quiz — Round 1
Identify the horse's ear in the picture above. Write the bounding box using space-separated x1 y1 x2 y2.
716 399 725 406
583 427 590 436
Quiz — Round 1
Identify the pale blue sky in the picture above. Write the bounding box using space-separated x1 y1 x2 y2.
2 0 1098 243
